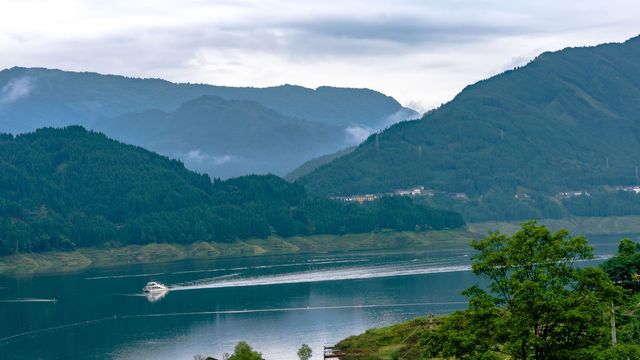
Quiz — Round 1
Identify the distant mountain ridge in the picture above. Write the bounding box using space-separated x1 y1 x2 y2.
95 95 348 178
0 67 418 133
299 35 640 220
0 67 418 177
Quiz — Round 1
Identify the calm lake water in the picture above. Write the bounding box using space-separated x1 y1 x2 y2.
0 233 632 360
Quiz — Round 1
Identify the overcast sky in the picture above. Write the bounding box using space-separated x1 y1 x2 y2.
1 0 638 112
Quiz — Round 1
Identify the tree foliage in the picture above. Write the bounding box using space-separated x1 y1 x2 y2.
424 222 622 359
0 127 464 255
297 343 312 360
602 239 640 289
228 341 263 360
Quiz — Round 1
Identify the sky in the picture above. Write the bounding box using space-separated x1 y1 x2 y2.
0 0 638 112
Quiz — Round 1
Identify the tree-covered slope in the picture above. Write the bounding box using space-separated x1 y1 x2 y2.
94 95 348 178
284 146 356 182
0 67 417 133
0 127 463 255
300 35 640 220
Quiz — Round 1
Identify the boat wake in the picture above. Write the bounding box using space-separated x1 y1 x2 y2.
0 298 58 303
169 263 472 291
252 258 368 270
173 273 241 288
170 268 228 275
83 257 370 281
85 272 165 280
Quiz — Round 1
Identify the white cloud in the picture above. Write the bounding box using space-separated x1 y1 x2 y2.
345 126 374 144
0 76 33 104
185 149 207 163
0 1 638 110
184 149 235 166
211 154 235 166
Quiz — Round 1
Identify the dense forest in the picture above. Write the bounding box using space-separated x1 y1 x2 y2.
0 126 463 255
422 225 640 359
337 223 640 359
300 35 640 221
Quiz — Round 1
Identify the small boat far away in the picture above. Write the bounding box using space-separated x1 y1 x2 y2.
143 281 169 303
143 281 169 293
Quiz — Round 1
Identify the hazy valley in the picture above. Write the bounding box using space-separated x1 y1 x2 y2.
1 6 640 359
0 67 418 178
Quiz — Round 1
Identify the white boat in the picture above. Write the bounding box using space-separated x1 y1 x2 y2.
143 281 168 293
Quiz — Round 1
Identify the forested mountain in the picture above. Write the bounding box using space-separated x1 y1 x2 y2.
0 127 463 255
95 95 348 178
0 67 417 177
0 67 417 133
285 146 356 181
299 35 640 221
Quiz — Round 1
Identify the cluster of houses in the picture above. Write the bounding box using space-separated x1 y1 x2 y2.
556 191 592 199
331 186 469 204
331 194 380 203
555 186 640 200
393 186 432 197
332 186 432 203
335 185 640 204
614 186 640 194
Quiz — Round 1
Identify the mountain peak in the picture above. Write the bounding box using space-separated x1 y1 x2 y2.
624 34 640 45
300 36 640 221
0 67 414 132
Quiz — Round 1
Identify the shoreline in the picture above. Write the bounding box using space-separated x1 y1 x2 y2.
333 216 640 360
2 215 640 277
0 229 477 276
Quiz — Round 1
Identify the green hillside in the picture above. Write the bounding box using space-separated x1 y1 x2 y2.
284 146 356 181
0 127 463 255
300 35 640 221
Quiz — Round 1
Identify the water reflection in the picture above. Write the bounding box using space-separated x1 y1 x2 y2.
145 289 169 303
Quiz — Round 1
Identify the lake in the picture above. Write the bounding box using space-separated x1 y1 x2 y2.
0 233 631 359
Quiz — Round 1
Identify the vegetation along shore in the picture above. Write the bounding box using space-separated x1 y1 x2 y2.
3 215 640 276
219 222 640 359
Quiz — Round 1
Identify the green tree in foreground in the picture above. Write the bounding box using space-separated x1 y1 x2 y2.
297 343 312 360
425 221 622 360
602 238 640 289
228 341 263 360
602 239 640 349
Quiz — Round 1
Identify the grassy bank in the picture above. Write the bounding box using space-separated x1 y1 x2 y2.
336 317 441 360
2 215 639 276
0 229 477 276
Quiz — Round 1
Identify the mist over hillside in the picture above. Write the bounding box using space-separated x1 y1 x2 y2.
0 67 418 177
95 95 351 178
